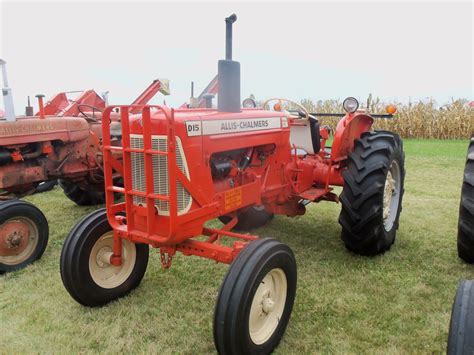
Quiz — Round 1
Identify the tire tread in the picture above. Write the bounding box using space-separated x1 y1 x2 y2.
457 138 474 263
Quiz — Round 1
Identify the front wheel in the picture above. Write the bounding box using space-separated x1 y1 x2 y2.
214 238 296 354
60 208 149 306
0 200 49 273
339 130 405 255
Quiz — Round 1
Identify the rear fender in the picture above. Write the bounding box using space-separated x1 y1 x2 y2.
331 112 374 162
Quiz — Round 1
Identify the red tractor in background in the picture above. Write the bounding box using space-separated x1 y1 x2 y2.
0 63 170 273
60 14 405 354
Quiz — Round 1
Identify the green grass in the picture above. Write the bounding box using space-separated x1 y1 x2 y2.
0 139 472 354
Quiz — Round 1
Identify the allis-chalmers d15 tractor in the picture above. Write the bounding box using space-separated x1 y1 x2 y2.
60 15 405 354
0 64 170 273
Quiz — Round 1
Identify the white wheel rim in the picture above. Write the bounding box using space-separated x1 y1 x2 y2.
249 268 287 345
88 232 136 289
383 160 401 231
0 217 39 265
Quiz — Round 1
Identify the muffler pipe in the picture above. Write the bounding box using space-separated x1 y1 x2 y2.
217 14 241 113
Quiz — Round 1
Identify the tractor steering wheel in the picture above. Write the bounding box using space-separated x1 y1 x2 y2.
77 104 104 121
262 98 309 120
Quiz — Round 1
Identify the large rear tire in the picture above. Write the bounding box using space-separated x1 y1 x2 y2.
214 238 296 354
59 179 106 206
60 208 149 306
0 200 49 273
219 206 274 231
457 138 474 263
447 280 474 354
339 130 405 256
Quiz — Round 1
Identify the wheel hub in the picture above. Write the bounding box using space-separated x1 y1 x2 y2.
383 171 396 220
96 247 114 268
249 268 287 345
0 221 30 256
88 233 137 289
262 294 275 314
383 160 401 231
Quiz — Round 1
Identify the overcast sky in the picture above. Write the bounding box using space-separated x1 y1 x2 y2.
0 1 472 112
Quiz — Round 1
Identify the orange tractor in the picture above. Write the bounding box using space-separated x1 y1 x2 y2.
0 64 170 273
60 14 405 353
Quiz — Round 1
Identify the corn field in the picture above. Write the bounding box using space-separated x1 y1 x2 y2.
299 98 473 139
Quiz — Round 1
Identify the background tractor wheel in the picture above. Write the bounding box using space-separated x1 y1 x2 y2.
339 130 405 256
0 200 49 273
219 206 274 231
457 138 474 263
214 238 296 354
447 280 474 354
59 179 106 206
60 208 149 307
35 180 58 194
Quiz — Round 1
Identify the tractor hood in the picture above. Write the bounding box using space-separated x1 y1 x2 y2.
0 116 91 146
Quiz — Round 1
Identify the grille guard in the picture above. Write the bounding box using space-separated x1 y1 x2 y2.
101 105 218 246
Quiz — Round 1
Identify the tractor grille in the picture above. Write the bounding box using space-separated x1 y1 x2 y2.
130 134 192 215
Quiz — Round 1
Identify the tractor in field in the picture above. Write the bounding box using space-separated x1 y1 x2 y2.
0 62 170 273
60 14 405 353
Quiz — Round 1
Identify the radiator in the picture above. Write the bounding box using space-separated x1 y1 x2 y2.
130 134 192 215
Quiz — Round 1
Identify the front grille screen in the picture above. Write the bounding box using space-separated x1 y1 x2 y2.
130 135 191 215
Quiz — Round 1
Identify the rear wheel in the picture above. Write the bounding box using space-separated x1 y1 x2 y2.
0 200 49 273
59 179 106 206
214 238 296 354
447 280 474 354
219 206 274 231
457 138 474 263
339 130 405 255
60 208 149 306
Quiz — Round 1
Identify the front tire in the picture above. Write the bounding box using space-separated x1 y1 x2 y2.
447 280 474 354
457 138 474 263
0 200 49 273
339 130 405 256
214 238 296 354
60 208 149 306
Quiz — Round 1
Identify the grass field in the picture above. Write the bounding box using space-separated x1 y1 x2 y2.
0 139 472 354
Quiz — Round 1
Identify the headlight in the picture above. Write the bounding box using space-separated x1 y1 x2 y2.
242 97 257 108
343 97 359 113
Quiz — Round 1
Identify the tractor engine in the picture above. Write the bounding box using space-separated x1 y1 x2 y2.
124 107 296 240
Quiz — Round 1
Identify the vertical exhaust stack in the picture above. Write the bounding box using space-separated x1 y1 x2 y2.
217 14 241 113
0 59 16 121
